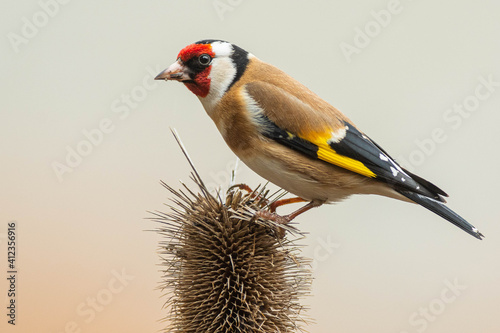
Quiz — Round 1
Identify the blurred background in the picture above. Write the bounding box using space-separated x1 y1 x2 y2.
1 0 499 332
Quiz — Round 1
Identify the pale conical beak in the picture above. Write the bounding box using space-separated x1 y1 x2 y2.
154 60 191 81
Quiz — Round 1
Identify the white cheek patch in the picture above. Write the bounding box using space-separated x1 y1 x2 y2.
209 58 237 96
199 57 236 115
197 41 237 116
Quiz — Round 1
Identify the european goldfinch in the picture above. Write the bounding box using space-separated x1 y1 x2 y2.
155 39 484 240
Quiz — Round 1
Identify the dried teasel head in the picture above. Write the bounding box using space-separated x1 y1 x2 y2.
153 176 312 333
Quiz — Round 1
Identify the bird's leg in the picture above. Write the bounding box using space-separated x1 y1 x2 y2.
269 197 308 213
257 200 324 238
260 200 323 223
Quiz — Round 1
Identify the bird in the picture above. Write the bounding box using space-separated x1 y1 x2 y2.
155 39 484 240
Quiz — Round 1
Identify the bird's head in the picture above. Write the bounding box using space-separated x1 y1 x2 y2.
155 40 250 99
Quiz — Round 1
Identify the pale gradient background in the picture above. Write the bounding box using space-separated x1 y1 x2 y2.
1 1 499 332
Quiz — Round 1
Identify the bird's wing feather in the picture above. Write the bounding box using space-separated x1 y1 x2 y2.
244 80 447 201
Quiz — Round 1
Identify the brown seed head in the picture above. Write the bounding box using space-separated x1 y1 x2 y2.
153 178 312 333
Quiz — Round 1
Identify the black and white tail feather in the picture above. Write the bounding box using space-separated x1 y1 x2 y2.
396 189 484 240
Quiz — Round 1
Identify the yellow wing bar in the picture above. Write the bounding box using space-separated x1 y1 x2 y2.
316 142 376 178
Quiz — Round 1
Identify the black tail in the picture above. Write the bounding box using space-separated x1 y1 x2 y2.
396 189 484 240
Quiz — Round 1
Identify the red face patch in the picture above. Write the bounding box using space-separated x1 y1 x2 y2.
177 43 215 98
177 43 215 62
183 69 211 97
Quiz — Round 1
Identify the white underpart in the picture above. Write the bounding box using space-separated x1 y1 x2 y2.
198 42 237 116
327 126 347 144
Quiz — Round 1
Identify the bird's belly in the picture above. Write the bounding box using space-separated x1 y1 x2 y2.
239 153 351 202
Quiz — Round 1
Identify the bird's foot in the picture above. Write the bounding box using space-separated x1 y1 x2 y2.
257 200 324 238
230 183 254 194
255 210 292 239
229 183 272 207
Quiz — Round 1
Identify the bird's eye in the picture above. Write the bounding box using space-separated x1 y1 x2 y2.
198 54 212 66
